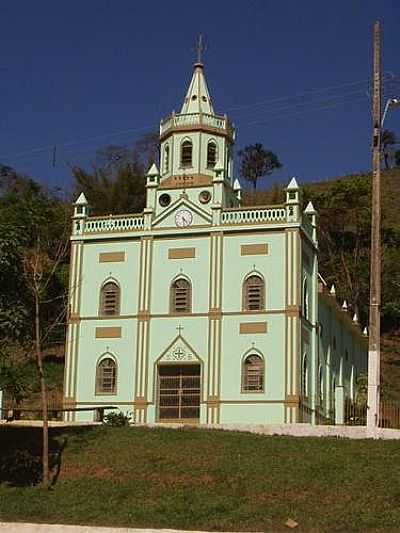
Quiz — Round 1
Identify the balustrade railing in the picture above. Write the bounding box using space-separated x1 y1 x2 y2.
160 112 233 136
84 215 144 234
221 206 287 225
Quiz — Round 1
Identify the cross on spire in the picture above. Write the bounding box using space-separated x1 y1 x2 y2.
195 34 205 64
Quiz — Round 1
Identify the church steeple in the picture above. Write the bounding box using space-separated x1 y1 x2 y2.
180 62 214 115
158 39 236 206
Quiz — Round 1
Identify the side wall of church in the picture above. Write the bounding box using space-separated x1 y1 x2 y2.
318 295 367 418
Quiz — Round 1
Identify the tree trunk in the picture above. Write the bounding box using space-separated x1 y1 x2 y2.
35 294 49 488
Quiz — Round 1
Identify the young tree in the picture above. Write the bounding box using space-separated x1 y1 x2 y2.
23 225 69 488
238 143 282 191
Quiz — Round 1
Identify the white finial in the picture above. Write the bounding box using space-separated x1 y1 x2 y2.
233 178 241 191
330 284 336 296
287 176 299 190
75 192 88 205
342 300 348 311
363 327 368 336
353 313 359 324
304 201 316 214
147 163 159 177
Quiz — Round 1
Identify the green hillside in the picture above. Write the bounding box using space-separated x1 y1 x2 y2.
1 425 400 531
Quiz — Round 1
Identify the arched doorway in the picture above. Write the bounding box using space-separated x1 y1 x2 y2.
157 364 201 422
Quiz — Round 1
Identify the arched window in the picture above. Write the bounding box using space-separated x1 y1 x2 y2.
170 278 192 313
242 354 264 392
207 141 217 168
100 281 120 316
302 354 308 397
96 357 117 395
243 275 264 311
303 278 309 320
164 145 170 173
181 140 192 168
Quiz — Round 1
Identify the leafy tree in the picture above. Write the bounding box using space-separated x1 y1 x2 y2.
303 176 372 322
382 129 396 170
238 143 282 191
395 149 400 168
72 163 145 215
0 169 70 488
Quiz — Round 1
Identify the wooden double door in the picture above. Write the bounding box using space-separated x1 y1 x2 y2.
157 364 201 422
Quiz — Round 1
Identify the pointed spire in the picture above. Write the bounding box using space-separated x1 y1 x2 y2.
233 178 242 191
147 163 159 177
330 284 336 296
363 327 368 336
353 313 359 324
180 62 214 115
286 176 299 190
342 300 348 311
75 192 88 205
304 201 316 214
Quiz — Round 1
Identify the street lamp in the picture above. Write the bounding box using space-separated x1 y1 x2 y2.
381 98 400 127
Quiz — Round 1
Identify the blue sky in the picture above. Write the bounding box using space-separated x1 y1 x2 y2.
1 1 399 191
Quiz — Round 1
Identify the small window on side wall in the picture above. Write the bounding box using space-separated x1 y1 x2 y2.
96 358 117 395
181 140 192 168
100 282 120 316
303 278 309 320
243 275 264 311
242 354 264 392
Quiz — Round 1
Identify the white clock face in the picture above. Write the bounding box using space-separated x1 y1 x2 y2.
175 209 193 227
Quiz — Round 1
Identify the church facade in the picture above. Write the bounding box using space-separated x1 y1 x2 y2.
64 60 367 424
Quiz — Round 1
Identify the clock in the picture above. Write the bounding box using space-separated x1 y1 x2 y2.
175 209 193 227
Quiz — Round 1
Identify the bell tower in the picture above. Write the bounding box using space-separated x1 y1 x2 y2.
155 39 237 212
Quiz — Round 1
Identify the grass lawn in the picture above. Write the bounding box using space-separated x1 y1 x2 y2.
1 425 400 531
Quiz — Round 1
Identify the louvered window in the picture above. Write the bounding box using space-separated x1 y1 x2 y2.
243 275 264 311
171 279 191 313
100 282 120 316
242 354 264 392
96 358 117 394
181 140 193 167
164 145 170 173
207 141 217 168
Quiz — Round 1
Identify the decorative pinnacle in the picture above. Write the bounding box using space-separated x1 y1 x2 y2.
342 300 348 311
330 284 336 296
353 313 359 324
363 327 368 336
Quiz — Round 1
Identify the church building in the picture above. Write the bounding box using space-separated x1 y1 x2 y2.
64 57 367 425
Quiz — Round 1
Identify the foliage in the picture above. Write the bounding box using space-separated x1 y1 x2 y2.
238 143 282 190
103 411 132 426
382 129 396 170
72 133 159 216
303 175 372 322
0 169 70 414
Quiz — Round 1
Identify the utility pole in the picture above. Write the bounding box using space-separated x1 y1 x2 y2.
367 21 382 432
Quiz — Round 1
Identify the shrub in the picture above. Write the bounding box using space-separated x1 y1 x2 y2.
103 411 132 427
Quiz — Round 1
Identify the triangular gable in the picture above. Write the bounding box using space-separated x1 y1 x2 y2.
156 335 202 364
152 196 212 229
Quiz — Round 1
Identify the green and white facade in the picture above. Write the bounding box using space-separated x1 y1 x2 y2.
64 61 367 424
